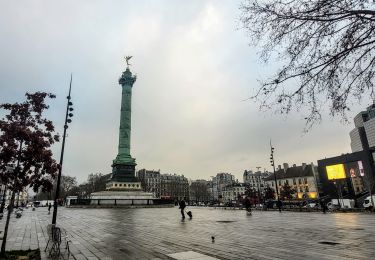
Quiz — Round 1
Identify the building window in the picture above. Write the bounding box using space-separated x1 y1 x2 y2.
119 184 122 187
305 186 309 192
304 178 307 184
115 184 118 187
279 181 281 186
285 180 289 185
293 178 296 185
298 179 302 184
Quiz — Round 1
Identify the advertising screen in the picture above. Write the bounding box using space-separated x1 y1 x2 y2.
345 161 364 178
326 164 346 180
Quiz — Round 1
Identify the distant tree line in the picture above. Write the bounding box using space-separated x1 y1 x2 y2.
35 172 110 200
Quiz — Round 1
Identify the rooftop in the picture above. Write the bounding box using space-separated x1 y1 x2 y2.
264 164 315 181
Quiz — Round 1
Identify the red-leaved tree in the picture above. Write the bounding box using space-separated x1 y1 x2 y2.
0 92 59 256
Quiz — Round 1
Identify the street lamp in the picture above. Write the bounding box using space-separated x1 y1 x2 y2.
210 176 215 203
270 140 281 212
256 166 263 206
52 75 74 225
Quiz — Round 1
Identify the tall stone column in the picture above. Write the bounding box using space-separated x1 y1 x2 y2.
115 67 136 164
108 65 141 190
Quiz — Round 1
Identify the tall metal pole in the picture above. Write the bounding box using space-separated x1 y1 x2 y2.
256 166 262 205
270 140 281 212
52 75 73 225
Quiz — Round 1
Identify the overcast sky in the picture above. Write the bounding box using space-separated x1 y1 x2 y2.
0 1 370 183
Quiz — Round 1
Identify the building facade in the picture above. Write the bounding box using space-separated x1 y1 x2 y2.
0 185 28 206
318 104 375 205
212 173 236 200
136 169 161 198
264 163 319 200
243 170 269 198
317 152 372 205
350 104 375 163
222 183 246 203
136 170 190 201
160 174 189 201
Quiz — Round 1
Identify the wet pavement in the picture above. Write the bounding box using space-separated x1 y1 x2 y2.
1 206 375 259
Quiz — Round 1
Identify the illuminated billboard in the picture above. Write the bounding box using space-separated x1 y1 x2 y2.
326 164 346 180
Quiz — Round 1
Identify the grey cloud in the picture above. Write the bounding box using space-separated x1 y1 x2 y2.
0 1 363 183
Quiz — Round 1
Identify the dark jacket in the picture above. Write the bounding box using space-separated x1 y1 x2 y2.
179 200 186 209
244 198 251 208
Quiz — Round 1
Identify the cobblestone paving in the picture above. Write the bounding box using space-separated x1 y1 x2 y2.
1 207 375 260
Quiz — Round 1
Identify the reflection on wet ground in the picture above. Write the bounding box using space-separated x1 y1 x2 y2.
4 207 375 259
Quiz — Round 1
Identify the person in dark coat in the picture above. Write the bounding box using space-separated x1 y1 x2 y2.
179 199 186 219
244 197 252 213
320 199 327 214
48 203 52 214
276 200 282 212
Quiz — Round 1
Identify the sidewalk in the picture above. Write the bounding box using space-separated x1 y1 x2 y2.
0 209 71 260
1 207 375 259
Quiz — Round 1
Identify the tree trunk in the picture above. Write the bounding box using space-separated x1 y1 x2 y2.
0 189 16 256
0 188 6 214
16 192 20 208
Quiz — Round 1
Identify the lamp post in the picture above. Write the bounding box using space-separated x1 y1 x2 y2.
52 75 74 225
210 176 215 204
256 166 263 206
270 140 281 212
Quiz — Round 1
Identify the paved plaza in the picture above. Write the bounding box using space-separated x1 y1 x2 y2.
1 207 375 260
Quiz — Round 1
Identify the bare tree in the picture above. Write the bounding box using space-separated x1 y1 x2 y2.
60 175 77 199
240 0 375 129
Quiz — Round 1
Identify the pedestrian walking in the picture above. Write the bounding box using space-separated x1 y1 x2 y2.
244 196 252 214
277 200 282 212
48 203 52 214
178 198 186 219
320 199 327 214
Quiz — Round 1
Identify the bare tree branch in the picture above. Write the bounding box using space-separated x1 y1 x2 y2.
240 0 375 128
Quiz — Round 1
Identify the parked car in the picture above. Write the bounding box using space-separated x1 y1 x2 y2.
303 203 319 209
327 199 354 210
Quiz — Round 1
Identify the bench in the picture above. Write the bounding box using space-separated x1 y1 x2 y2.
45 224 71 257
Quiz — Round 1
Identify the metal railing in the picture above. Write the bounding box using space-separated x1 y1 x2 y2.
69 198 174 206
